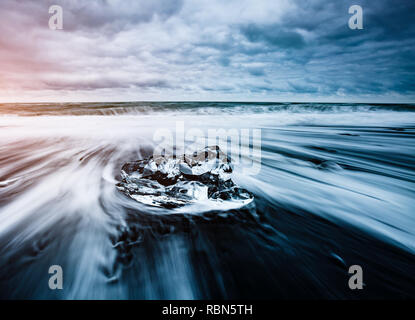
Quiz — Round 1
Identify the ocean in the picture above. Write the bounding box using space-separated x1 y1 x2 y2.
0 102 414 299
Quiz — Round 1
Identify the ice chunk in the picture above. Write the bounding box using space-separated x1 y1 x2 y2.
116 146 253 209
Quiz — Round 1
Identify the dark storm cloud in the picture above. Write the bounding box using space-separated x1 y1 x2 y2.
241 24 305 49
60 0 184 33
276 0 415 97
246 66 266 77
0 0 414 101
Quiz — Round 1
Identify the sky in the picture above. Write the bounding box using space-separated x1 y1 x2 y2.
0 0 414 103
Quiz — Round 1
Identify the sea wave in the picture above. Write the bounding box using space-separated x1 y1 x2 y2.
0 101 414 117
0 103 414 299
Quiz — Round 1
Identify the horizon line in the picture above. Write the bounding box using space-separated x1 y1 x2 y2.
0 100 414 105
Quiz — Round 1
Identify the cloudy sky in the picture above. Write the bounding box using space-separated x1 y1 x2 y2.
0 0 414 102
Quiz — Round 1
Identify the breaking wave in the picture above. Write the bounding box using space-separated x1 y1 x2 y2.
1 101 414 117
0 102 414 299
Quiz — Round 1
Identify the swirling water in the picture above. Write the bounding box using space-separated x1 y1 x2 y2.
0 102 414 299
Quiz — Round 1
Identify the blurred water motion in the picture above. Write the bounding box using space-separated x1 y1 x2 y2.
0 102 414 299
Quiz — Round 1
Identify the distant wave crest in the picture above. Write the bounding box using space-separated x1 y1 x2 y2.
1 102 415 117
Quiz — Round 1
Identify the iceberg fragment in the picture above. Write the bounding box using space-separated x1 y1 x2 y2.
116 146 253 209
